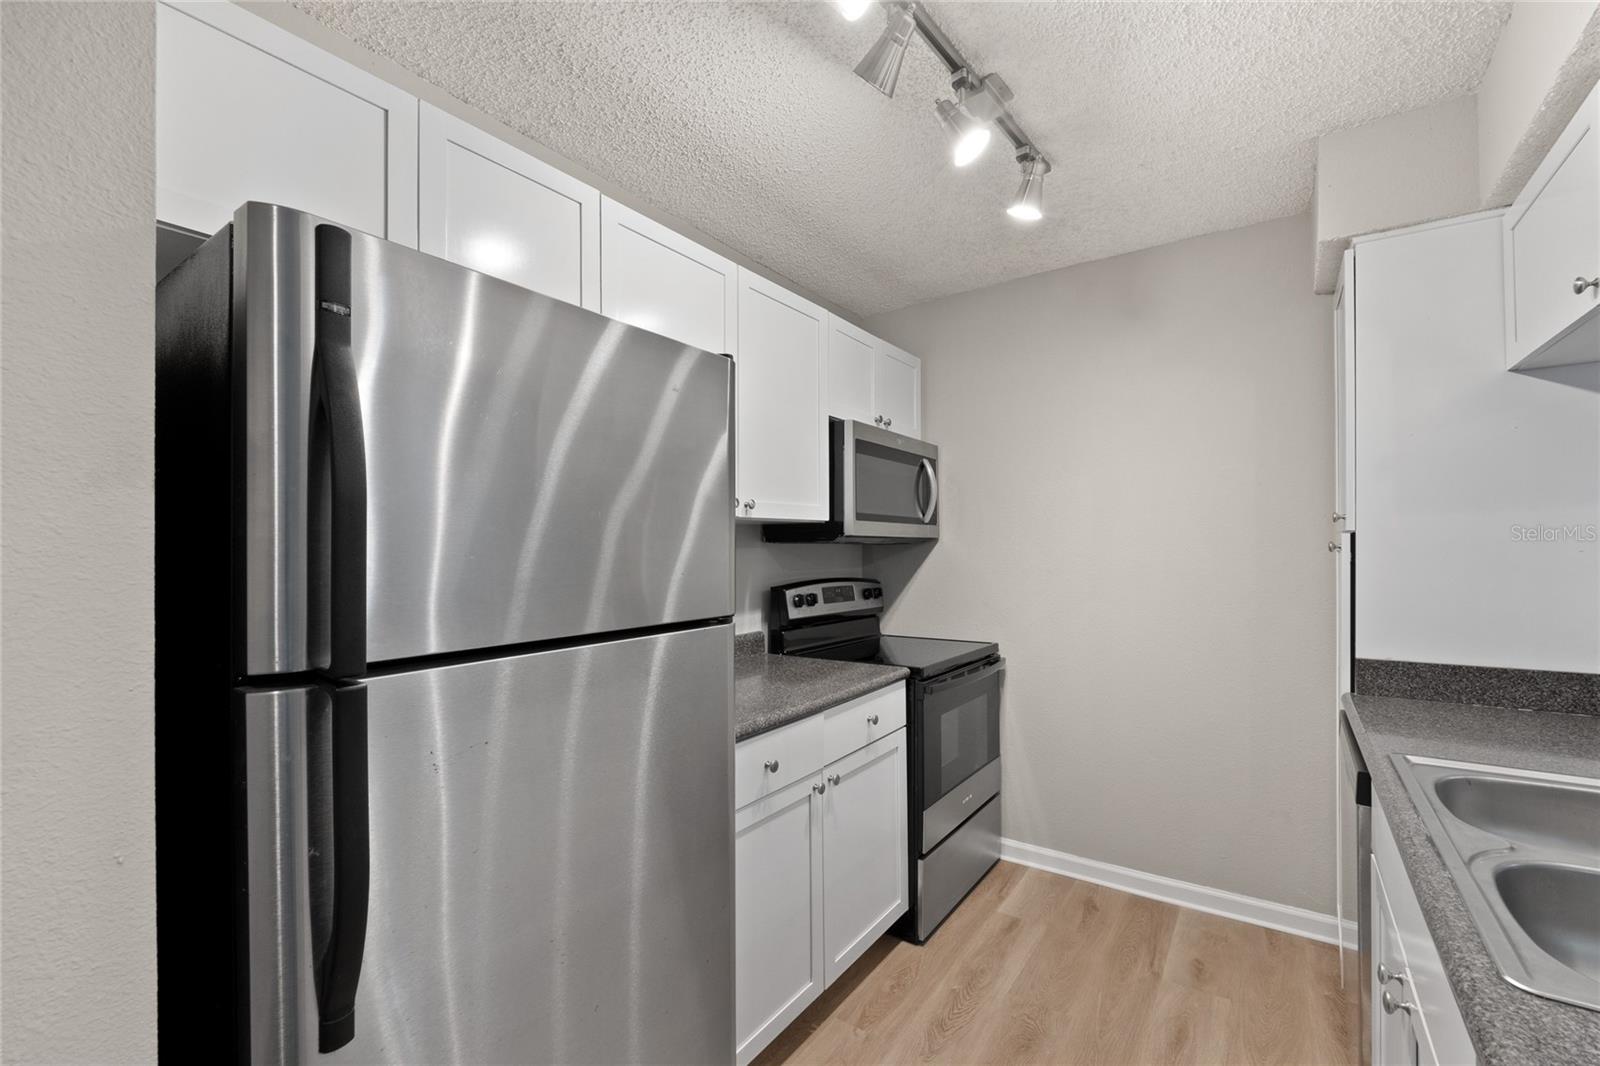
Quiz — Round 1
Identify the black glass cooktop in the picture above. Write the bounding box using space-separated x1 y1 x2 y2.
798 634 998 679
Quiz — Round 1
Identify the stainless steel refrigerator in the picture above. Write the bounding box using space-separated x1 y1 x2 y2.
156 203 735 1064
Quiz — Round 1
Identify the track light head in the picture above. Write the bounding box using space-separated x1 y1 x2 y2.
853 3 918 97
837 0 872 21
934 96 990 167
1007 149 1050 222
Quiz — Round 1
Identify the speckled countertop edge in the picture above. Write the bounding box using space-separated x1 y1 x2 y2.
1342 694 1600 1066
733 632 908 741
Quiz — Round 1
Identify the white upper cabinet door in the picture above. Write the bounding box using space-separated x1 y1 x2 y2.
156 2 418 245
735 774 824 1066
418 104 598 310
873 340 922 436
599 197 737 355
1504 80 1598 369
737 270 828 522
1333 248 1356 530
821 729 908 986
826 315 877 426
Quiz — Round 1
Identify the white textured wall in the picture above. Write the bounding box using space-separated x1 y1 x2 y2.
1477 0 1600 205
868 214 1337 913
1 3 158 1061
1312 95 1480 292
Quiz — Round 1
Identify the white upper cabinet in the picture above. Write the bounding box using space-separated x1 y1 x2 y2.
1333 248 1356 530
156 2 417 244
1503 80 1599 369
419 104 598 309
824 317 924 437
826 315 878 427
599 197 737 355
874 339 922 436
736 270 828 522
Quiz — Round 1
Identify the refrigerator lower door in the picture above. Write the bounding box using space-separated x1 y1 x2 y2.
242 625 735 1065
226 202 734 673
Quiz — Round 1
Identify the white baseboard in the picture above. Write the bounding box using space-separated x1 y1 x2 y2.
1000 837 1356 949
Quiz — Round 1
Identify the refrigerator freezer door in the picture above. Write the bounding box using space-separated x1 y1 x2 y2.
233 203 734 671
242 624 735 1064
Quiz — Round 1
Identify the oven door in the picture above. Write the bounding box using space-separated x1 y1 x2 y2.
917 657 1003 853
841 420 939 540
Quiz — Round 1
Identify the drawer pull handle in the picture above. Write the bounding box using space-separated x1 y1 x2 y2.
814 781 826 795
827 774 840 786
763 759 779 773
1380 989 1414 1016
867 714 880 726
1377 963 1404 986
1574 276 1598 295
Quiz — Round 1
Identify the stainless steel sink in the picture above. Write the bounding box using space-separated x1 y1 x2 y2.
1393 755 1600 1011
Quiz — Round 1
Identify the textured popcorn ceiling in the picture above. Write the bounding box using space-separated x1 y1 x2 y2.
294 1 1510 316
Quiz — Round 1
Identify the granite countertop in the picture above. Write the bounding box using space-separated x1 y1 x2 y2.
734 633 909 741
1342 693 1600 1066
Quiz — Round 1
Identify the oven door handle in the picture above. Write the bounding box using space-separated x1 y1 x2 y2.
915 458 939 524
922 657 1004 695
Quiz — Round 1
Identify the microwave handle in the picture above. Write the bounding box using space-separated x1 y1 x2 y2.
916 458 939 523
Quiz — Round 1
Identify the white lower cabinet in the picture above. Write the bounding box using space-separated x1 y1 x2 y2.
735 684 909 1065
822 732 910 985
1371 795 1476 1066
735 773 825 1066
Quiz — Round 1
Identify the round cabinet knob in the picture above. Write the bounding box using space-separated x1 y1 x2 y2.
873 415 884 425
744 499 756 511
1380 989 1415 1016
884 418 892 427
1376 963 1405 986
763 759 779 773
1574 276 1599 295
827 774 841 786
813 781 826 795
1331 512 1345 523
1328 541 1342 553
867 714 880 726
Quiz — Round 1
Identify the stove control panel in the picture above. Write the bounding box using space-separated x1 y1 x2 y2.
770 578 883 624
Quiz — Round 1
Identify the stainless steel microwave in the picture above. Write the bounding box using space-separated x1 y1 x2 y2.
764 419 939 544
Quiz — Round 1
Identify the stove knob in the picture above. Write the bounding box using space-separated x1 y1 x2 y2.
805 593 819 606
791 594 804 608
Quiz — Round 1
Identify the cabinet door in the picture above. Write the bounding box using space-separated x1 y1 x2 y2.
600 197 736 355
736 775 824 1066
156 2 417 245
1504 81 1598 369
418 104 598 309
1372 865 1422 1066
1333 248 1356 530
873 340 922 436
821 729 909 986
737 270 828 521
826 315 877 426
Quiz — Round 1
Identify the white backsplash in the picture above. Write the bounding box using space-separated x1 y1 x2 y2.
734 524 863 635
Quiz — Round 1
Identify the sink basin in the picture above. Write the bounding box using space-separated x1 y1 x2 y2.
1494 863 1600 983
1434 776 1600 854
1393 755 1600 1011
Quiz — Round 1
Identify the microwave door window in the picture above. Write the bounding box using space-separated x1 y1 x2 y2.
926 686 998 801
854 442 925 524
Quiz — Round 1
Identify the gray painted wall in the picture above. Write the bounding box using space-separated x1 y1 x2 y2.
868 213 1337 913
733 528 862 636
1 3 158 1060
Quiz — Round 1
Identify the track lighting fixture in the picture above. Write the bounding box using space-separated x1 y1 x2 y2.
853 3 917 98
934 98 990 167
845 2 1053 220
1007 150 1050 222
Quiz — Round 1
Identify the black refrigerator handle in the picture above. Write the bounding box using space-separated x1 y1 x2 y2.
311 225 367 679
316 682 370 1053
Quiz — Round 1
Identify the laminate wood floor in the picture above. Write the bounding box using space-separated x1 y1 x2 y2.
754 861 1353 1066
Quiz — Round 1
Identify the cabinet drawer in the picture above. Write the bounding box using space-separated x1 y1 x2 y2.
822 683 907 766
735 714 824 810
